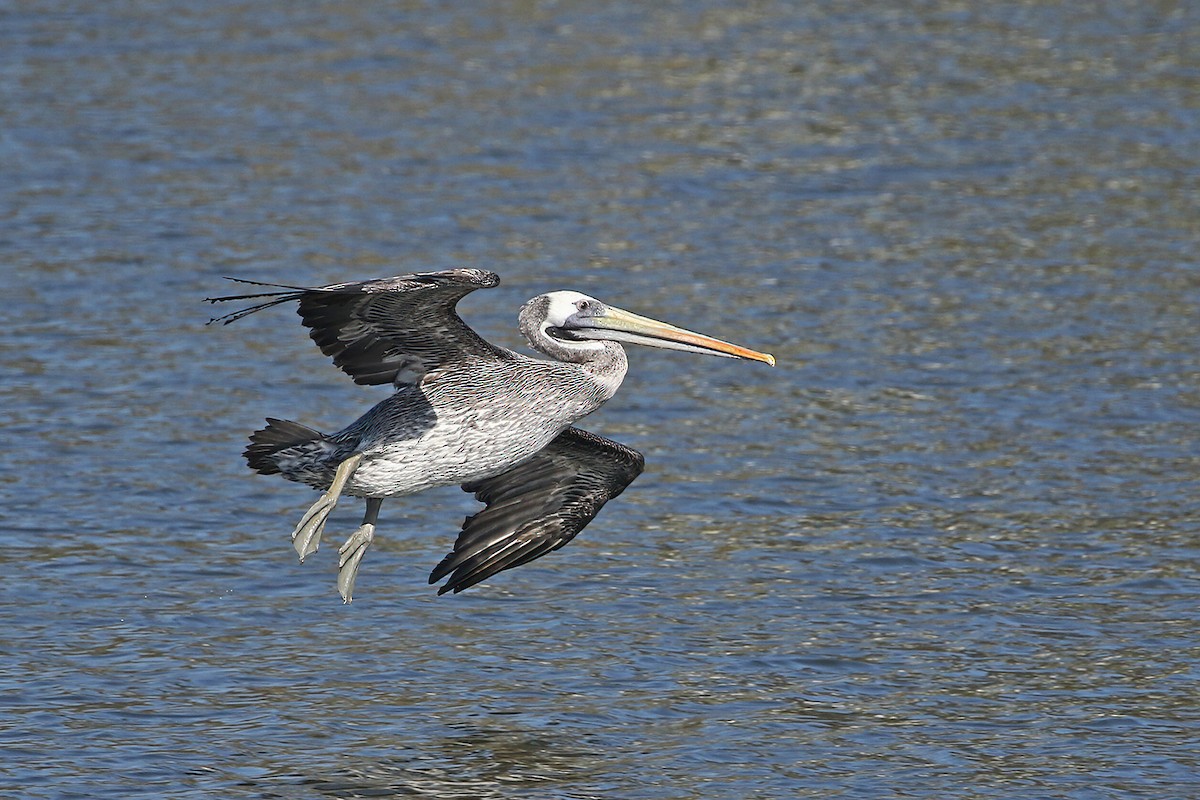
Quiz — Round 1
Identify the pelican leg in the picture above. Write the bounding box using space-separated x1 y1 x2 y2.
337 497 381 603
291 452 364 561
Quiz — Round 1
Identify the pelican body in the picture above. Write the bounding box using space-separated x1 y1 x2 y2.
209 270 774 601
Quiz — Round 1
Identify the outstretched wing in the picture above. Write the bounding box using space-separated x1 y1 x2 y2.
207 269 506 385
430 427 646 595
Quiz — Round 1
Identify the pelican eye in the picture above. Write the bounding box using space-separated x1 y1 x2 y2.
575 299 592 312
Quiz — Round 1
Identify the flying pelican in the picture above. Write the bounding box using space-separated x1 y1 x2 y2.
208 269 774 601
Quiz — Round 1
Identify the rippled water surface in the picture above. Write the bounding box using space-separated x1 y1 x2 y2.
2 2 1198 797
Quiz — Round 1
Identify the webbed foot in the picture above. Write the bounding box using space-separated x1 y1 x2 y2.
288 452 363 561
337 523 375 603
291 493 336 560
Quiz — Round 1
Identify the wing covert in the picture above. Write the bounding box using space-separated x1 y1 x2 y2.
208 269 505 385
429 427 645 595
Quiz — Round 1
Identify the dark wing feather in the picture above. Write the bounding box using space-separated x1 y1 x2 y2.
430 427 645 595
207 269 504 385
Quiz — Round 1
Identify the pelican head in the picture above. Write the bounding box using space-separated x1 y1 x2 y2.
524 290 775 365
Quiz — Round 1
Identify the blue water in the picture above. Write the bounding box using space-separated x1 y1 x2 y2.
2 2 1198 797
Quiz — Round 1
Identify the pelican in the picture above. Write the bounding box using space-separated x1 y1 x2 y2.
208 269 774 601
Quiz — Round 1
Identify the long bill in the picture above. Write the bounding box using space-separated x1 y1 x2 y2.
572 305 776 366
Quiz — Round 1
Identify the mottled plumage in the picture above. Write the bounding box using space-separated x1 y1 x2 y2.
208 269 773 601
